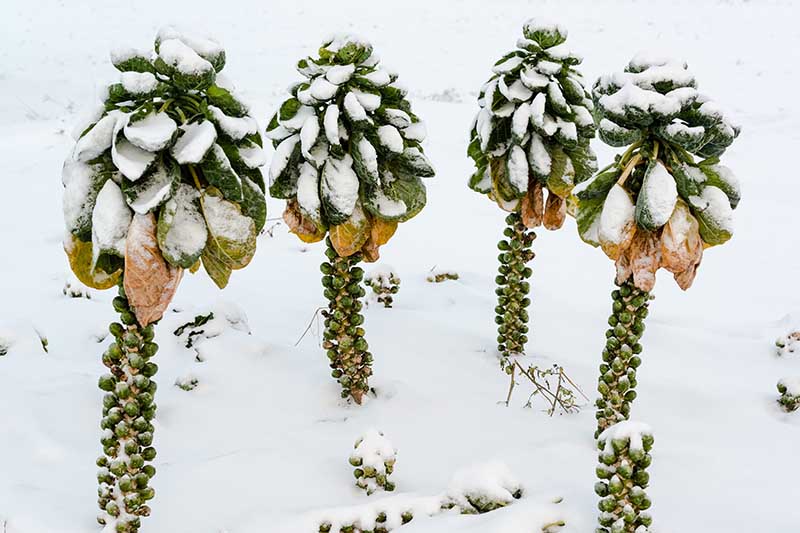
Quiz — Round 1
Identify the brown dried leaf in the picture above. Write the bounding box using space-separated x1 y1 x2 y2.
361 215 398 263
521 180 544 228
673 246 703 290
124 213 183 326
630 229 661 292
542 191 567 230
615 241 633 285
283 199 326 243
660 200 702 274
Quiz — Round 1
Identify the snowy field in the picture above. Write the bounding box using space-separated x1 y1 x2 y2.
2 0 800 531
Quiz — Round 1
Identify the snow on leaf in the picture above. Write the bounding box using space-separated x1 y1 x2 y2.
296 162 322 221
321 154 359 224
124 213 183 326
201 144 243 202
91 180 132 266
344 92 368 122
310 76 339 101
323 104 341 145
512 102 530 140
269 134 300 185
300 115 321 160
200 187 257 272
377 125 404 153
120 71 158 95
64 233 121 290
73 112 121 162
62 159 108 239
403 121 427 142
123 160 177 214
170 120 217 164
599 185 636 260
123 111 177 152
326 64 356 84
505 145 529 195
353 89 381 111
208 105 257 141
157 183 207 268
635 160 678 231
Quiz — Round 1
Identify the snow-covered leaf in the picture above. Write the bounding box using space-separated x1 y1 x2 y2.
157 184 207 268
122 159 178 214
170 121 217 165
201 144 243 202
124 111 177 152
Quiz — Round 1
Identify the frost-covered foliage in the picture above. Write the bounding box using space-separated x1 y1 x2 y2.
467 19 597 219
365 267 400 308
467 20 594 363
777 378 800 412
62 27 266 293
776 331 800 357
268 34 434 262
576 55 741 292
317 461 525 533
349 429 397 494
595 421 654 533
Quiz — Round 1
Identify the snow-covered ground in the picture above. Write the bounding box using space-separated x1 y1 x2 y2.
2 0 800 531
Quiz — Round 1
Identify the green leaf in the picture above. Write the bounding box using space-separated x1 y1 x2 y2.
200 187 257 271
381 175 427 222
635 160 677 231
157 184 208 268
546 146 573 198
670 158 704 202
240 175 267 233
351 132 380 186
111 52 154 74
201 247 232 289
279 98 302 121
699 164 739 209
523 20 567 48
566 143 598 184
576 196 604 247
598 119 642 147
206 85 248 117
62 159 110 241
389 147 435 178
153 56 215 92
268 136 301 199
201 144 243 202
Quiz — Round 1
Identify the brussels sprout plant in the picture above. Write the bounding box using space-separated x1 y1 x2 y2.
467 20 596 364
575 56 741 437
62 27 266 532
349 429 397 494
595 421 655 532
268 35 434 403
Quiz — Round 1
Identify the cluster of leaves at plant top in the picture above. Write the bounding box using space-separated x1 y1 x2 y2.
575 55 741 291
267 34 434 261
62 26 267 299
467 19 597 229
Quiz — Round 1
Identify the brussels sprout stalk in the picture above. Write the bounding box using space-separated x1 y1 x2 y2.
595 281 651 438
96 280 158 532
595 421 655 532
495 212 535 364
321 238 371 403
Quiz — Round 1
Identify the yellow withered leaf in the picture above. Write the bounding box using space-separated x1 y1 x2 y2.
330 204 371 258
361 215 398 263
124 213 183 326
64 234 121 290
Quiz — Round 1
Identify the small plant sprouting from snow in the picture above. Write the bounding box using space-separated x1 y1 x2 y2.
777 378 800 412
776 331 800 357
364 267 400 308
64 278 91 299
349 429 397 495
175 375 199 391
426 267 459 283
